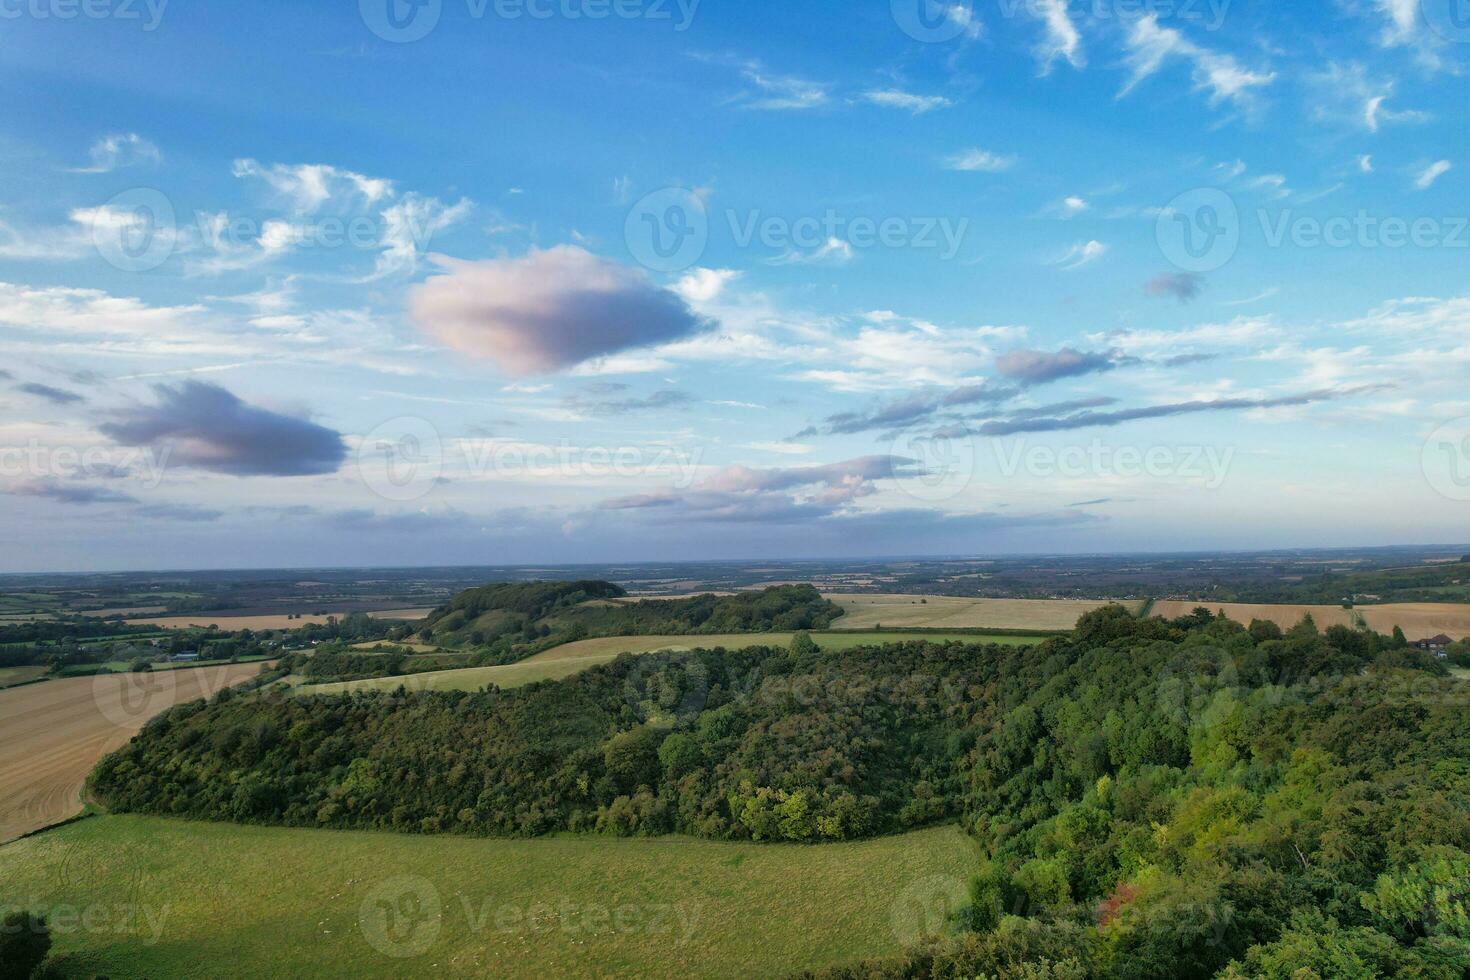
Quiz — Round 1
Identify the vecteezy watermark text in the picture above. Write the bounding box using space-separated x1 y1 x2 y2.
993 439 1236 489
358 874 700 959
0 0 166 30
359 0 698 43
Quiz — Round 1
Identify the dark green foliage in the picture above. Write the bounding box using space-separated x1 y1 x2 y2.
0 910 51 980
794 606 1470 978
92 639 1005 841
298 650 405 682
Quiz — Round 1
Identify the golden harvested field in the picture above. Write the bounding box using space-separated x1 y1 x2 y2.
825 594 1140 631
124 607 434 630
0 662 268 843
1150 600 1470 640
1149 601 1360 631
1356 603 1470 640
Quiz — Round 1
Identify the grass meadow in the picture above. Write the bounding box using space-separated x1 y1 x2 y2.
0 815 979 979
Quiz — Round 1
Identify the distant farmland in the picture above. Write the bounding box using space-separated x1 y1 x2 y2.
1150 600 1470 640
0 662 268 842
299 631 1046 697
0 815 978 979
125 607 434 630
825 594 1140 631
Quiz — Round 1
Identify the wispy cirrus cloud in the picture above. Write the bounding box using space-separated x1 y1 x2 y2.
232 159 394 213
1029 0 1084 72
973 384 1391 436
69 133 161 174
601 455 923 522
860 89 953 114
1120 14 1274 110
943 148 1018 172
1053 240 1107 270
1414 160 1452 190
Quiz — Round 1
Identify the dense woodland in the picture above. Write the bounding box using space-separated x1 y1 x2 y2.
90 605 1469 977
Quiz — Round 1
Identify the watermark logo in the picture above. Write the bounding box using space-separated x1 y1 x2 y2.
360 0 441 42
359 875 442 958
1157 188 1239 273
93 668 177 729
888 425 977 503
91 187 176 272
625 187 708 273
891 0 975 42
358 417 444 503
890 875 968 945
1422 416 1470 502
1422 0 1470 42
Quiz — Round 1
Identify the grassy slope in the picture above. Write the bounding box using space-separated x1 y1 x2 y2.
298 631 1045 696
0 815 978 979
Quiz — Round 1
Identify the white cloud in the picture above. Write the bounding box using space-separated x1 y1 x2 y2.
860 89 954 114
943 148 1018 172
1053 240 1107 270
1042 195 1090 219
1121 15 1274 110
743 441 813 455
232 159 394 213
714 57 830 110
1309 63 1429 133
0 282 203 340
70 133 161 174
769 237 854 266
1095 316 1279 352
1030 0 1084 72
675 268 741 303
1415 160 1452 190
369 194 472 279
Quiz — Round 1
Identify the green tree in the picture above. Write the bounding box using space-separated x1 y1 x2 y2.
604 726 664 792
0 909 51 980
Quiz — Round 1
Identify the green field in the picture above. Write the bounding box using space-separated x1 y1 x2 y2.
0 815 978 979
299 631 1045 696
0 664 46 688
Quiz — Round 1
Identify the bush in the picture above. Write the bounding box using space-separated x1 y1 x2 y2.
0 910 51 980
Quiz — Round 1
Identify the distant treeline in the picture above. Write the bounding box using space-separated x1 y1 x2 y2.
415 581 842 662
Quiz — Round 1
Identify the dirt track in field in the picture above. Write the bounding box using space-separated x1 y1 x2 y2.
0 663 268 843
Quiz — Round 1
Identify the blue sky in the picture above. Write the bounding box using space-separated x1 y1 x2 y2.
1 0 1468 571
